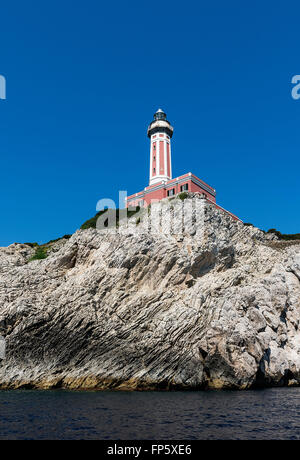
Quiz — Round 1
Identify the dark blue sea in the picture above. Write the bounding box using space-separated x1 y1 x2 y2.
0 388 299 440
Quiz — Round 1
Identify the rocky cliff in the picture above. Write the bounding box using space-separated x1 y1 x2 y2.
0 194 299 390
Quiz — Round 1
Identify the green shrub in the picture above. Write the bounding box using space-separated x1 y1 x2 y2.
28 246 48 262
178 192 188 201
24 242 39 248
24 234 71 248
45 234 72 245
243 224 299 241
267 228 300 241
80 210 105 230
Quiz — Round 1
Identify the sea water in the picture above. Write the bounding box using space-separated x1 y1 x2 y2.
0 388 299 440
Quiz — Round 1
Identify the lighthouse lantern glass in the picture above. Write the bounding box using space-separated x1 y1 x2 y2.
154 111 166 121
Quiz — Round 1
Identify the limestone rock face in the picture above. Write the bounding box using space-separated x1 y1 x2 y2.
0 195 299 390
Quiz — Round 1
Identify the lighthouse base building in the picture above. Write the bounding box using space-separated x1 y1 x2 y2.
126 172 216 208
125 109 239 221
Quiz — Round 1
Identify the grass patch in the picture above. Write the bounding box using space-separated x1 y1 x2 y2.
28 246 48 262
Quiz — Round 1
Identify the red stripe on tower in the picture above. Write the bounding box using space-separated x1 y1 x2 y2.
159 141 164 175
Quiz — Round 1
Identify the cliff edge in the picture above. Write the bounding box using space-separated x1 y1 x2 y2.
0 194 299 390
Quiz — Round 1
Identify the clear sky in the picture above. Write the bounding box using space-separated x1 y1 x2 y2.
0 0 299 246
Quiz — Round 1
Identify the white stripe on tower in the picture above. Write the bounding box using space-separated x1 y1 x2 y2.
164 136 167 178
156 140 159 179
150 137 153 183
169 140 172 179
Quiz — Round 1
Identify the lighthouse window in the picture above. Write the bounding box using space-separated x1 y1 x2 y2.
167 188 175 197
153 168 155 173
153 156 156 161
180 184 188 192
153 144 156 150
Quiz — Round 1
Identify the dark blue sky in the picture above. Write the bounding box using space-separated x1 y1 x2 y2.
0 1 299 246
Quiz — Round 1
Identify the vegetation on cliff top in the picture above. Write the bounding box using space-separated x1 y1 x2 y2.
244 223 299 241
80 207 141 230
23 197 299 249
28 246 48 261
266 229 300 241
26 235 72 262
80 207 299 241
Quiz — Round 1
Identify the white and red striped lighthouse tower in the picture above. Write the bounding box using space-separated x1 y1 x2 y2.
147 109 174 186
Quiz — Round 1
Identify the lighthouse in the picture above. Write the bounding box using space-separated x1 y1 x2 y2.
148 109 173 186
125 108 241 221
125 108 220 210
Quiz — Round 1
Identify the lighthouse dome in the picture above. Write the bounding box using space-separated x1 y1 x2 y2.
154 108 167 121
147 108 174 138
